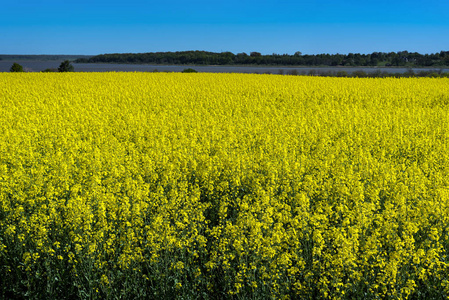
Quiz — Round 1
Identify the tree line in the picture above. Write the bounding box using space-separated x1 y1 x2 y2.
0 55 91 61
75 50 449 67
9 61 74 72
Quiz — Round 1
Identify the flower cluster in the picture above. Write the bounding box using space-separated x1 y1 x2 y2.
1 73 448 299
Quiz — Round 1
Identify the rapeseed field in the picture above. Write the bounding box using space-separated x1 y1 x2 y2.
1 73 449 299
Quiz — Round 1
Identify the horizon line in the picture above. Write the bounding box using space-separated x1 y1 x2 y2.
2 50 449 57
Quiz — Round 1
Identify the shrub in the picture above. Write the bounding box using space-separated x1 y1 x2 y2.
182 68 198 73
352 70 367 77
336 71 348 77
58 60 74 72
307 69 317 76
10 63 24 72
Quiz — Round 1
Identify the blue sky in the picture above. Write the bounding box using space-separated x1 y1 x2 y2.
1 0 448 55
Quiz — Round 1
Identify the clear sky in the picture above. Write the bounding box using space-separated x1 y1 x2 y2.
1 0 448 55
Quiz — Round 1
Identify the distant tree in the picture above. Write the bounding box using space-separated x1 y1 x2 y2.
42 68 58 72
330 54 343 66
444 55 449 66
10 62 24 72
235 52 249 64
58 60 74 72
74 58 89 63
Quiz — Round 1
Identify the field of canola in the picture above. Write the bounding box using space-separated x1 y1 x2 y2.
1 73 449 299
